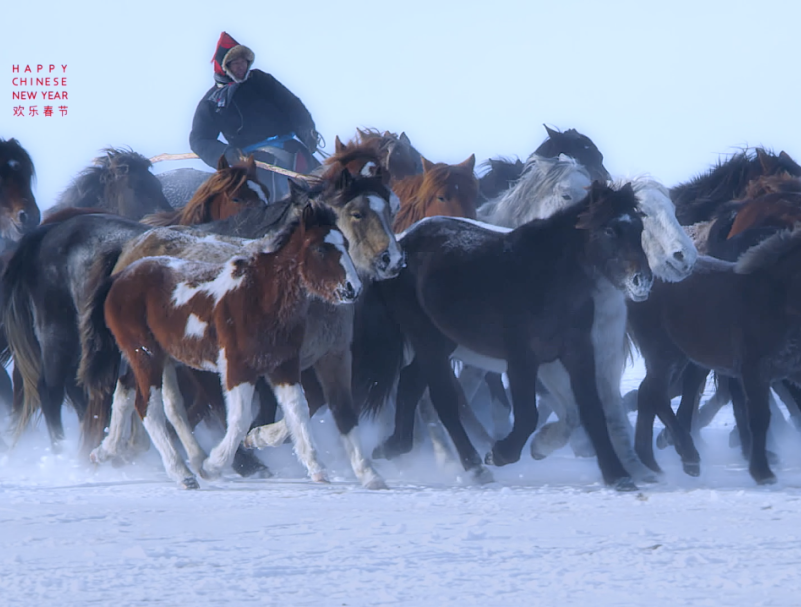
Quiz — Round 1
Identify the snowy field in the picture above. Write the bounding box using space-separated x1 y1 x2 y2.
3 357 801 606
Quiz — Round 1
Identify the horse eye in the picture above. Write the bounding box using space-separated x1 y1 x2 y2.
562 194 572 201
232 197 242 204
437 196 446 202
604 226 616 237
314 245 327 255
351 212 364 220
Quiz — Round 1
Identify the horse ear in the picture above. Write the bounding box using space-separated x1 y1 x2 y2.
335 136 346 154
459 154 476 174
421 156 435 173
756 148 773 172
544 124 559 138
217 154 230 171
399 132 412 147
337 167 354 190
356 128 368 140
245 154 258 178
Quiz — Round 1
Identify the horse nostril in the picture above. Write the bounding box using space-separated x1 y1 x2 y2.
632 274 641 287
380 251 391 270
345 282 356 299
18 210 27 225
673 251 684 262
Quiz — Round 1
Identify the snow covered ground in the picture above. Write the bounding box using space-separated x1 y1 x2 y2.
3 357 801 606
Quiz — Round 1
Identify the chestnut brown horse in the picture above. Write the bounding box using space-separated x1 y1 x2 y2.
392 155 479 232
143 155 269 226
82 203 360 488
628 227 801 485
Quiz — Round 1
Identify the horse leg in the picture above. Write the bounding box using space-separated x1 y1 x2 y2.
729 380 752 459
313 350 386 489
373 358 428 460
656 364 708 449
773 380 801 432
740 371 775 485
89 378 136 465
485 372 513 439
425 358 491 483
416 392 459 468
141 385 198 489
38 349 70 452
561 338 634 490
161 361 208 476
650 378 702 478
530 364 579 460
696 373 732 429
486 348 539 467
201 381 256 480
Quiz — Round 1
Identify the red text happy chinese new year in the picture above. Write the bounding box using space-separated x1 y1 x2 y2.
11 64 68 117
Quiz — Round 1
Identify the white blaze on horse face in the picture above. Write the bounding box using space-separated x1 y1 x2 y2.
389 191 401 216
325 230 362 298
367 194 403 270
247 180 269 205
184 313 208 338
8 159 19 168
172 258 246 307
360 161 377 177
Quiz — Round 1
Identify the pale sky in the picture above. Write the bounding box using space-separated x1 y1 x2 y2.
3 0 799 209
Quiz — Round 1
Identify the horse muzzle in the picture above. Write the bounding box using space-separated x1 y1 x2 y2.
625 271 654 302
375 247 406 280
336 280 362 304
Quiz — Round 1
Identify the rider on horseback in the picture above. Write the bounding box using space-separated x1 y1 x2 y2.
189 31 319 199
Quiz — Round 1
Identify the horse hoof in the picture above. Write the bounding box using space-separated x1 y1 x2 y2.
613 477 639 492
469 465 495 485
486 443 519 467
756 473 778 486
683 461 701 477
311 471 330 483
636 471 661 484
180 476 199 490
364 477 389 490
89 448 106 465
530 448 547 461
199 462 221 481
656 429 673 450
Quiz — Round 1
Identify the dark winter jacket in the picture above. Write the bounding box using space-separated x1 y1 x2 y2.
189 69 316 168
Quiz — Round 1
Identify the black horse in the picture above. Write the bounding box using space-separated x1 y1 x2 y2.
352 181 652 490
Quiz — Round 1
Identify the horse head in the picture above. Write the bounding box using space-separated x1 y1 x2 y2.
278 196 362 305
392 154 479 232
577 181 653 301
318 168 404 281
0 138 41 241
94 148 172 220
537 125 610 183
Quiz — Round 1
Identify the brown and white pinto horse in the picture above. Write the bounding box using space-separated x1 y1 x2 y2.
392 155 479 232
82 203 361 488
143 155 269 226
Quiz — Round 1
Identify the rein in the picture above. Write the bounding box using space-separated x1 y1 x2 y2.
148 152 318 182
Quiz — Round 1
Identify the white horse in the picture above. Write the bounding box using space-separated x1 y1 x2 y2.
433 172 698 481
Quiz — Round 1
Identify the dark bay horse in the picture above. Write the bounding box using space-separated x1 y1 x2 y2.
82 203 360 489
1 158 271 450
392 155 479 232
0 138 41 244
628 227 801 485
670 147 801 226
354 182 652 490
46 148 173 220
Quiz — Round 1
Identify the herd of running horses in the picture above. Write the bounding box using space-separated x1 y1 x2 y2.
1 125 801 492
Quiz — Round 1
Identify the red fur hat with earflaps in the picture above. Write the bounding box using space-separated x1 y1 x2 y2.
211 31 255 83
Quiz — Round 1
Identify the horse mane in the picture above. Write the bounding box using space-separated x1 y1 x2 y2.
744 173 801 199
735 224 801 274
477 154 590 226
392 160 478 231
268 200 339 253
670 148 801 225
41 207 109 226
54 148 152 210
611 175 670 199
143 161 254 226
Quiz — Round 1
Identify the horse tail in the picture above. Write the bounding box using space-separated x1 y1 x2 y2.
77 249 124 451
351 284 407 418
1 225 56 440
